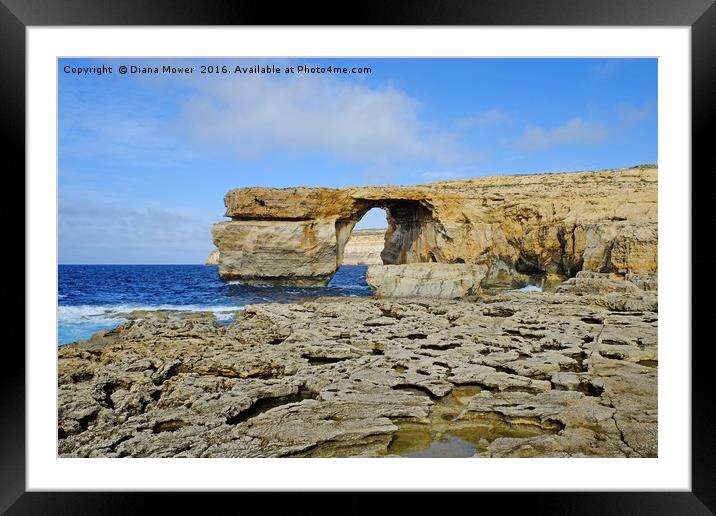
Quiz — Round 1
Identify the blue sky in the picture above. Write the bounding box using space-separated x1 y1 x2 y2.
59 58 657 264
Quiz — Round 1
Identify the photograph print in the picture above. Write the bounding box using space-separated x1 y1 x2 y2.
58 57 657 458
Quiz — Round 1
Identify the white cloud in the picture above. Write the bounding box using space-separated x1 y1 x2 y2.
514 102 652 152
60 111 202 168
59 199 219 263
516 117 611 151
60 65 476 170
456 109 510 129
181 75 466 164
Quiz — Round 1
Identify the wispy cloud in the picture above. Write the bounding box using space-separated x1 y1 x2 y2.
181 74 468 165
59 199 219 263
514 102 652 151
60 95 202 168
456 109 510 129
515 118 611 151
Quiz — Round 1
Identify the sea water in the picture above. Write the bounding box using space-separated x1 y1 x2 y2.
58 264 371 345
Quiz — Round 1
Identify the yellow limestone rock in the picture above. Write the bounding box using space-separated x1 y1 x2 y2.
211 165 657 286
342 229 385 265
205 249 220 265
366 263 488 299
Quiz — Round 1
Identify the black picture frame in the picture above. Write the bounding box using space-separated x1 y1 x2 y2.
4 0 712 512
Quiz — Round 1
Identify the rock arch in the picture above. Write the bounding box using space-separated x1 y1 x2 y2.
211 166 658 286
335 198 436 267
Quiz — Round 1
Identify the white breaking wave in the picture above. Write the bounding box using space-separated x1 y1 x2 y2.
329 283 371 290
511 285 543 293
58 304 243 324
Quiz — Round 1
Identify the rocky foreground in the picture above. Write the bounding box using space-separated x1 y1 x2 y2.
58 277 657 458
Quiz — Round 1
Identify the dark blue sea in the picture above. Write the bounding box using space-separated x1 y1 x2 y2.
58 264 371 345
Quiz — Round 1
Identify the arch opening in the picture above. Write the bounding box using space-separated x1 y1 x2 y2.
338 207 388 266
336 199 437 269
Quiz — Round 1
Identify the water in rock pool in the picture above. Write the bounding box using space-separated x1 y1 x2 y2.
384 386 557 457
58 264 372 345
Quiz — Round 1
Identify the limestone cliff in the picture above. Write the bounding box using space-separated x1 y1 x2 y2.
211 165 657 286
205 249 220 265
342 229 385 265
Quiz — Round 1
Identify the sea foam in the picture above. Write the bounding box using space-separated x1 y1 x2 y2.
57 304 243 345
58 304 242 323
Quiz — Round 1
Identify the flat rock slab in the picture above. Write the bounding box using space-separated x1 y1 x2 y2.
366 263 488 299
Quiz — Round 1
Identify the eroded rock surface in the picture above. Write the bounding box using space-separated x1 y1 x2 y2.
58 289 657 458
212 166 657 285
367 263 488 299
